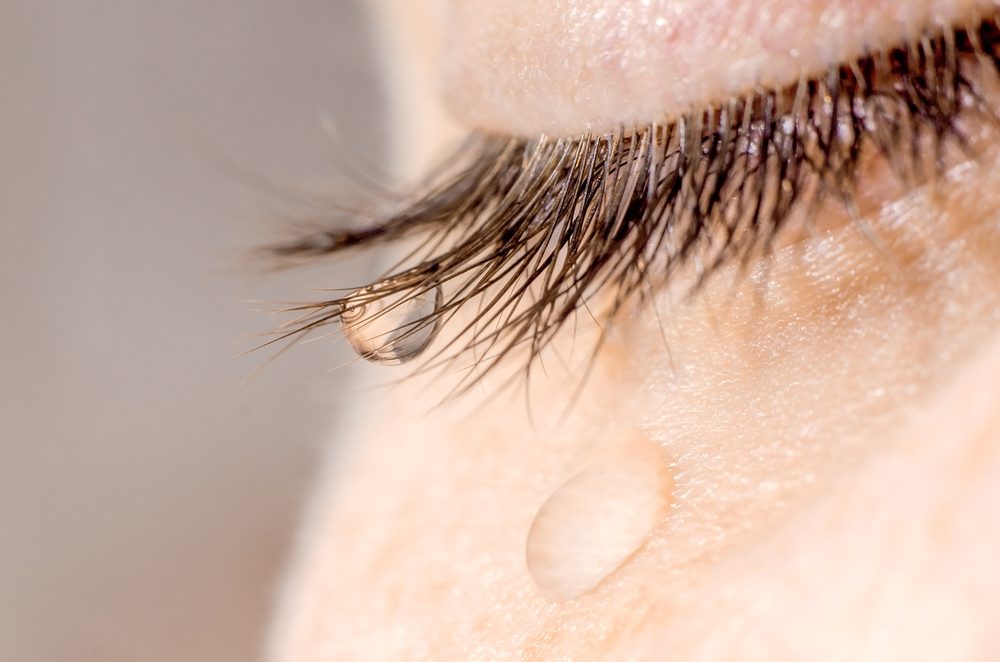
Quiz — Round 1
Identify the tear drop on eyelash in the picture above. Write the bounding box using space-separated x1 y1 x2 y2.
525 439 673 601
340 284 442 365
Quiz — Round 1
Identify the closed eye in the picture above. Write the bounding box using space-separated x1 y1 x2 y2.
259 14 1000 398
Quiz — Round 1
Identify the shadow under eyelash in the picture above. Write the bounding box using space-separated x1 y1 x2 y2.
257 13 1000 397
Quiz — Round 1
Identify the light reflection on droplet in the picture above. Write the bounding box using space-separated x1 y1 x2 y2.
340 283 443 365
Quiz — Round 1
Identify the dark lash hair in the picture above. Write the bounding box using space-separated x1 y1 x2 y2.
259 13 1000 396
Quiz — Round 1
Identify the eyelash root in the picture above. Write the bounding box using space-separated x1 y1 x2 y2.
259 14 1000 395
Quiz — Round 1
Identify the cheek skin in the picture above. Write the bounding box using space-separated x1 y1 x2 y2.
441 0 998 135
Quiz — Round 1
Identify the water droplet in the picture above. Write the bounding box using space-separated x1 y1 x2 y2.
525 441 672 601
340 283 442 365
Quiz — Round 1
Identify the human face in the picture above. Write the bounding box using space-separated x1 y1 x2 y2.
268 2 1000 659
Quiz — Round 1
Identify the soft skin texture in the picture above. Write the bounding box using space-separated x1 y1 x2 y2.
268 1 1000 660
443 0 1000 135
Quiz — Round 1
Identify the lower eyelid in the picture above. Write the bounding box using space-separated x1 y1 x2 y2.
612 127 1000 564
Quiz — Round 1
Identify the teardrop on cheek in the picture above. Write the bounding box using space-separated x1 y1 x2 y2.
525 440 673 601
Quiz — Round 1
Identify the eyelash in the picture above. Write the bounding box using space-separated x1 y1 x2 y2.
260 14 1000 394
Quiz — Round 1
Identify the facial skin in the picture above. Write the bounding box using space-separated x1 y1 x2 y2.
267 1 1000 660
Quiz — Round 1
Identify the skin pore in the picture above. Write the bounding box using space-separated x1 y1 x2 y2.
267 1 1000 660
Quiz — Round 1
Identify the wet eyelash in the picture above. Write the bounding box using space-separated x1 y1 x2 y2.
259 14 1000 394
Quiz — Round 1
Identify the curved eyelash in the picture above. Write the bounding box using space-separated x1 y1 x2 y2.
259 15 1000 395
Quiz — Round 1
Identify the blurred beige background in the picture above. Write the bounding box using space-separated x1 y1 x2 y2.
0 2 384 660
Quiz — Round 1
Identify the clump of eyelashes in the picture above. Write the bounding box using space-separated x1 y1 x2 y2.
260 14 1000 394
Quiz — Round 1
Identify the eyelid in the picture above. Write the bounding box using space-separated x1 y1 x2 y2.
260 15 1000 395
441 0 999 136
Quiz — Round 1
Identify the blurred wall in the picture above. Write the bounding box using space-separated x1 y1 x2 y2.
0 2 384 660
